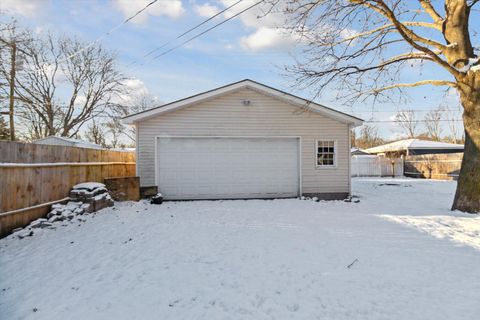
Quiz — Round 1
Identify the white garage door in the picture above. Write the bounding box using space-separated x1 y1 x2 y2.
156 137 300 200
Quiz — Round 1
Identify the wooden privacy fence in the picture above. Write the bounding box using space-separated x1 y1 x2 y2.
351 155 404 177
404 153 463 180
0 141 136 237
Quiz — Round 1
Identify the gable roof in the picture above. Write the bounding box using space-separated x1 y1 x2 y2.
33 136 104 149
122 79 363 126
365 139 464 154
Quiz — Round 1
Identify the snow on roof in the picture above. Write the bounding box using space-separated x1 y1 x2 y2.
365 139 464 154
34 136 104 149
110 147 135 152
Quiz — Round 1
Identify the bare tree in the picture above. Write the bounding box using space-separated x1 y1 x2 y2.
17 106 50 141
444 104 462 143
355 124 384 149
0 116 9 140
275 0 480 212
350 128 356 147
105 118 123 149
424 107 443 141
0 21 30 141
114 92 157 143
395 110 418 138
84 120 106 147
0 25 125 139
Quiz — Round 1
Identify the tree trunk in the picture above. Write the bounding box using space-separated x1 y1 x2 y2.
451 99 480 213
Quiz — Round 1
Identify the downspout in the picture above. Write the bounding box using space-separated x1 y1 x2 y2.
348 124 352 197
135 122 139 177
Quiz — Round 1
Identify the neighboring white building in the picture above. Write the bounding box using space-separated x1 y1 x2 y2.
33 136 104 150
123 79 363 200
365 139 464 156
351 147 369 156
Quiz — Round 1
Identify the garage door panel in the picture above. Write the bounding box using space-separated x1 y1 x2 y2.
157 137 299 200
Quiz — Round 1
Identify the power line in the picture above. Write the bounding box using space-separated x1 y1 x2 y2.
123 0 264 72
135 0 245 63
64 0 160 61
29 0 159 73
151 0 264 60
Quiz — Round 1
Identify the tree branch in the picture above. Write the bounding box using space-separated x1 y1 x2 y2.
373 80 457 94
418 0 444 24
333 21 442 46
353 0 461 77
469 0 480 8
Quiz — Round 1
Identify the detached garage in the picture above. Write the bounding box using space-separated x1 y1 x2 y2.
123 79 363 200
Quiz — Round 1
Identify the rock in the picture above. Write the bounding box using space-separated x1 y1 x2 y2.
353 199 360 203
37 222 52 229
29 219 46 228
17 230 33 239
30 219 53 229
72 182 106 191
93 197 114 211
48 209 63 218
66 201 82 207
49 215 63 223
80 203 93 213
312 197 319 202
59 211 75 221
64 202 82 212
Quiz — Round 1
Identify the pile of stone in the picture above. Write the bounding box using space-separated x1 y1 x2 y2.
69 182 114 212
12 182 114 239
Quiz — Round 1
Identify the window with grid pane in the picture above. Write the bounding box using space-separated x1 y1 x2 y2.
316 140 335 167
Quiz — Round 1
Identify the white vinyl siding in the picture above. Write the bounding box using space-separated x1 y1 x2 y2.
136 87 350 195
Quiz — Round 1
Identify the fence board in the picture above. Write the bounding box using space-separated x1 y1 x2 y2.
404 153 463 180
0 141 136 237
351 155 404 177
0 141 135 163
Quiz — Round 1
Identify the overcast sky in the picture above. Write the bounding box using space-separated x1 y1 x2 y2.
0 0 472 140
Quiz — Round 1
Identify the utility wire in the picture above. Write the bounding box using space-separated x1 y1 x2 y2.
136 0 245 63
123 0 264 72
64 0 159 61
30 0 159 73
150 0 264 61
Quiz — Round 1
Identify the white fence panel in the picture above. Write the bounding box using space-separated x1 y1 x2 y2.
351 156 403 177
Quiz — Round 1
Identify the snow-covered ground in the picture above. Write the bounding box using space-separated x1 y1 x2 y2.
1 178 480 319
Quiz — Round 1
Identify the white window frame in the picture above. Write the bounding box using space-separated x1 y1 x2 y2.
315 139 337 169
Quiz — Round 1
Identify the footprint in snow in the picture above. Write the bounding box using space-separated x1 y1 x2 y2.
287 303 300 312
169 299 180 307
